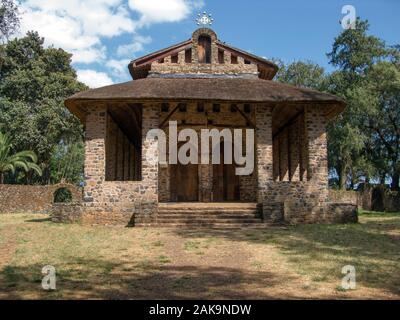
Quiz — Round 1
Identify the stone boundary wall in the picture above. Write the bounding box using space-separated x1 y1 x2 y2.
328 190 358 205
329 188 400 213
0 183 82 214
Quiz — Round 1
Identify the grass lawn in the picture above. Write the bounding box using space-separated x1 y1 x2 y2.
0 211 399 299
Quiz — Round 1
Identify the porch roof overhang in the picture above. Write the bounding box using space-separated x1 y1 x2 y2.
65 78 345 123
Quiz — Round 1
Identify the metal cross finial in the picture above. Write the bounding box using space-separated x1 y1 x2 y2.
196 12 214 28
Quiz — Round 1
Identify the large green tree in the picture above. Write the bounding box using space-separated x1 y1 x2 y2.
326 19 399 190
0 32 87 184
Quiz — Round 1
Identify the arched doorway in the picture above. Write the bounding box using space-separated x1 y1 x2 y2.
53 187 73 203
198 35 211 64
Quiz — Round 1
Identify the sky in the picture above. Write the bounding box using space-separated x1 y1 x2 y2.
17 0 400 88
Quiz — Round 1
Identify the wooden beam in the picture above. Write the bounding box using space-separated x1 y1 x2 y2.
273 110 304 140
231 104 256 129
160 103 180 128
107 111 141 150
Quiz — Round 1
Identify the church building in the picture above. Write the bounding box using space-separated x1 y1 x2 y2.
64 18 357 226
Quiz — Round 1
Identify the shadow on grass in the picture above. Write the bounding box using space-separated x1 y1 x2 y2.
24 218 52 223
172 218 400 296
0 259 304 300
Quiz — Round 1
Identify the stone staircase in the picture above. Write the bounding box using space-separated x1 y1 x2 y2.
156 203 266 228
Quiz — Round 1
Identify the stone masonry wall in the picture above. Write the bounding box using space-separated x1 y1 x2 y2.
52 101 353 226
80 103 159 226
262 104 355 224
150 28 259 78
0 183 82 214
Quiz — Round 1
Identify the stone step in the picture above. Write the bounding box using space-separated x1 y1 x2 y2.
157 217 262 223
158 209 259 215
153 222 269 229
158 203 258 211
157 213 260 219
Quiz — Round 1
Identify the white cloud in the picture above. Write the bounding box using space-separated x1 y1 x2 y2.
117 34 152 57
129 0 204 25
18 0 204 85
77 69 114 88
19 0 137 64
106 59 131 81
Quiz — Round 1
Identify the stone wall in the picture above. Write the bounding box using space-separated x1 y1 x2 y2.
79 102 159 225
149 28 259 78
53 101 355 226
328 190 359 205
0 183 82 214
330 187 400 213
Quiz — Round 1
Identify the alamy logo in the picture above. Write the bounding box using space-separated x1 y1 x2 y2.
146 121 255 176
42 265 56 291
341 5 356 30
341 265 356 290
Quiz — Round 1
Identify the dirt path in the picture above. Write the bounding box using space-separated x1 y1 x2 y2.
0 224 17 270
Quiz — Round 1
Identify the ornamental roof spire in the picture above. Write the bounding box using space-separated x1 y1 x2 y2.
196 12 214 28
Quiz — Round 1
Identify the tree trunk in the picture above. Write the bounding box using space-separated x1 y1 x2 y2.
338 164 347 190
391 172 400 191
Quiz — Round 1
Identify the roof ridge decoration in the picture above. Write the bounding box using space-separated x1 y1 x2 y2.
196 12 214 28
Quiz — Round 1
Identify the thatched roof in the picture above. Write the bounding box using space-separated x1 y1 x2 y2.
65 78 345 120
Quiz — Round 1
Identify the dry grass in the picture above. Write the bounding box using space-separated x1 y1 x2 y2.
0 211 399 300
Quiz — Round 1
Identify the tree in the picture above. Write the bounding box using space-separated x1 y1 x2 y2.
0 0 19 43
326 19 397 189
350 62 400 190
0 131 42 184
0 32 87 184
275 60 327 91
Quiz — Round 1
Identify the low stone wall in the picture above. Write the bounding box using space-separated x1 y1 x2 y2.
329 187 400 213
328 190 358 205
384 191 400 212
51 203 83 223
51 200 158 227
282 200 358 225
0 183 82 214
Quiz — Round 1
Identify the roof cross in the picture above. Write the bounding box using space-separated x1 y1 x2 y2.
196 12 214 28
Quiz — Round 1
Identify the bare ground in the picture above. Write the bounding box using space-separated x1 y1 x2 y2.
0 211 399 300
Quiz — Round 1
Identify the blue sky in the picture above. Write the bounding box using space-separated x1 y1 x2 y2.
19 0 400 87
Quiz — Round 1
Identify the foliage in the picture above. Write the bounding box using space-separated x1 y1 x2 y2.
0 0 19 43
326 19 400 190
0 131 42 183
0 32 87 185
53 187 73 203
275 60 327 91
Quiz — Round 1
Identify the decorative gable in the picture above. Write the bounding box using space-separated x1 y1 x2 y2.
128 28 278 80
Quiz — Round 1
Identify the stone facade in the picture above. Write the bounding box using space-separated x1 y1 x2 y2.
58 27 355 226
149 28 259 79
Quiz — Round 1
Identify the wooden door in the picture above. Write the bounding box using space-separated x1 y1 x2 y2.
198 35 211 64
170 163 199 202
213 143 240 202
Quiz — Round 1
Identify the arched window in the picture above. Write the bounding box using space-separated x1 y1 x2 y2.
198 35 211 64
54 188 73 203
